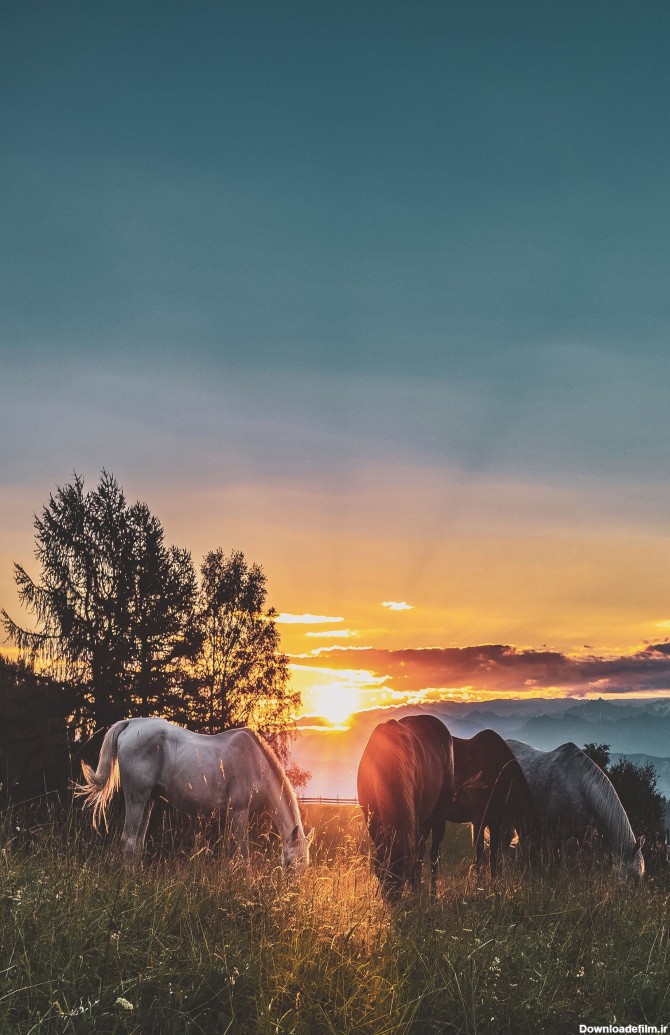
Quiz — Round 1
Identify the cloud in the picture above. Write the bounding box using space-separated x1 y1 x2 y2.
276 613 344 625
295 642 670 698
306 629 358 639
381 601 413 611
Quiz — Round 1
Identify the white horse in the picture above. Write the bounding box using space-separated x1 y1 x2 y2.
76 718 313 871
505 740 645 880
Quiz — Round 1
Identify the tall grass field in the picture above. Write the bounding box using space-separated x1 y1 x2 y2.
1 801 668 1034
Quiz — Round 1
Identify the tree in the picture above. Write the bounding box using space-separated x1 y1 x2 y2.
124 502 197 717
193 548 300 758
2 472 197 733
583 742 611 771
607 757 666 847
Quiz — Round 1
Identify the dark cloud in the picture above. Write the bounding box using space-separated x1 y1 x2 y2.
302 643 670 697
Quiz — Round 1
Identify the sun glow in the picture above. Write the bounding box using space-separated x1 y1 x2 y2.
308 682 362 725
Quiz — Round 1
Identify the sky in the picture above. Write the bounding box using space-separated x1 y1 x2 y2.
2 1 670 722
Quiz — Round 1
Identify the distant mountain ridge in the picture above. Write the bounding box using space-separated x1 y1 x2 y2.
291 697 670 799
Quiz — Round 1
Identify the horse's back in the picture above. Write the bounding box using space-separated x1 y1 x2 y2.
357 720 410 815
506 739 594 830
448 731 535 834
116 717 173 766
115 719 265 813
506 739 559 790
397 714 456 824
398 713 451 748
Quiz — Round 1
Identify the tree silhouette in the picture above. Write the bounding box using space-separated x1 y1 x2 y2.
607 756 666 848
125 502 197 717
583 742 611 771
2 472 197 733
193 548 299 758
2 475 302 761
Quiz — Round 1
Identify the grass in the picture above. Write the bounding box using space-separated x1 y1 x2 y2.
1 802 669 1034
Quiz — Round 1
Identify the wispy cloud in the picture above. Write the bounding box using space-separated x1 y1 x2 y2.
290 663 389 686
382 601 414 611
276 613 344 625
306 629 358 639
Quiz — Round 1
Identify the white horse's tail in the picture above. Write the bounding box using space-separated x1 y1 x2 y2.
74 719 131 830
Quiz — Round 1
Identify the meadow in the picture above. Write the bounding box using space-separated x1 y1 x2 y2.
1 801 669 1035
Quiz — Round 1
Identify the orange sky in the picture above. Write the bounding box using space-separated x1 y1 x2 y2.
3 464 670 725
3 465 670 724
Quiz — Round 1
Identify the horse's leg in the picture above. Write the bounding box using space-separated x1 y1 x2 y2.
489 821 501 878
429 815 447 896
230 805 250 863
120 791 154 872
473 815 487 872
414 826 428 892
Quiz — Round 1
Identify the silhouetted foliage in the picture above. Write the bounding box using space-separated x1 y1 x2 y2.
2 472 197 734
583 742 611 771
607 757 666 846
192 548 300 759
0 653 74 803
2 474 304 765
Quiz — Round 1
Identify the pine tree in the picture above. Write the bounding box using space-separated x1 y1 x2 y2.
2 472 197 733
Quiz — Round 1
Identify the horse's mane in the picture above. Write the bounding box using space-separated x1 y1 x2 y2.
242 728 302 820
556 743 635 852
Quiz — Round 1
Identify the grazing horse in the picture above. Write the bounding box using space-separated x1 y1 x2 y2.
443 730 538 877
357 714 455 901
505 740 645 880
76 718 312 871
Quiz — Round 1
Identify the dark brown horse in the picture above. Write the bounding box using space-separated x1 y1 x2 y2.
445 730 538 877
357 714 455 901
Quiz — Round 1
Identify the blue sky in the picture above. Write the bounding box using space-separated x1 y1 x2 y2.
2 1 670 706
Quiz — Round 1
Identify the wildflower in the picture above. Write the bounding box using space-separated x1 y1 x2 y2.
115 997 134 1011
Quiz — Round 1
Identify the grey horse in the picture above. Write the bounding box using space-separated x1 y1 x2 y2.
506 740 644 880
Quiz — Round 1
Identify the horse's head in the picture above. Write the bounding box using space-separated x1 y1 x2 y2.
454 769 487 806
614 834 645 882
368 822 417 903
284 824 314 872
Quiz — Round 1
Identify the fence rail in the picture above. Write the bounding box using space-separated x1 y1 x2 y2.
298 796 359 805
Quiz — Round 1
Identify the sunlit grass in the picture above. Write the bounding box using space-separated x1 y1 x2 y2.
1 803 669 1033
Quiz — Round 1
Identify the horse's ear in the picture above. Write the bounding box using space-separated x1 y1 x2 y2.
307 827 315 848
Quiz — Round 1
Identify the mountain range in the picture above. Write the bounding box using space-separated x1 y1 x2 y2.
291 697 670 799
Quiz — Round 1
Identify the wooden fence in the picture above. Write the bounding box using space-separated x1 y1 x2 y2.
298 796 359 805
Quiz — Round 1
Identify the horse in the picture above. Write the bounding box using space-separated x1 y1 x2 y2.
357 714 455 901
76 717 313 871
505 740 645 880
443 730 538 877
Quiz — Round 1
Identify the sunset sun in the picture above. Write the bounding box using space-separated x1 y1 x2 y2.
309 682 362 725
